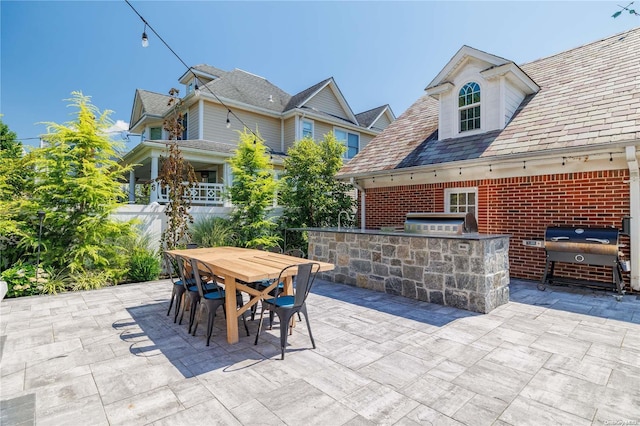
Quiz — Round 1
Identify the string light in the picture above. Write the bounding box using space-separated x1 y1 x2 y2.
141 24 148 48
489 164 492 172
194 78 200 96
434 170 437 177
372 176 375 183
612 1 639 18
410 173 413 180
562 157 565 166
125 0 267 145
610 152 613 162
226 110 231 129
523 161 526 169
390 175 394 181
459 167 462 175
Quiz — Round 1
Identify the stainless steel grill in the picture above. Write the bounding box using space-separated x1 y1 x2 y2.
404 212 478 235
539 226 624 295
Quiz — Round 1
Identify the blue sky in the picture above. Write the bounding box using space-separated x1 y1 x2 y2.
1 1 638 149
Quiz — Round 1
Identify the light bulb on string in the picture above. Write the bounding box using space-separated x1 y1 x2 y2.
226 110 231 129
142 24 149 47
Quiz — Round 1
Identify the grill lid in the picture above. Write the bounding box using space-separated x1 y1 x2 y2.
404 212 478 235
544 226 619 256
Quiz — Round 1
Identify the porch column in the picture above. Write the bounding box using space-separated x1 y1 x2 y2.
223 163 232 207
128 170 136 204
150 153 159 203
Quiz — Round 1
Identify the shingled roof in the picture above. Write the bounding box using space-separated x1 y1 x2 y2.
137 89 173 117
339 27 640 176
202 68 291 113
356 105 392 129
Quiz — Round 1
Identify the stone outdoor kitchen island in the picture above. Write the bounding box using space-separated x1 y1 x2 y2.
307 229 510 314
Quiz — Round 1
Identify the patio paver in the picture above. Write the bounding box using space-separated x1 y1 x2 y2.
1 278 640 425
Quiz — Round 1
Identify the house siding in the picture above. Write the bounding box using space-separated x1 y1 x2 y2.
283 117 296 151
505 84 525 124
360 133 374 151
314 121 334 141
305 86 350 121
188 104 198 140
202 102 280 151
360 169 631 286
371 113 392 131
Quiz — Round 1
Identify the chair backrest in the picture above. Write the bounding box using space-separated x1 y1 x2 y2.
189 258 223 299
275 263 320 308
284 248 305 258
186 243 199 249
267 245 283 254
164 251 180 284
173 255 194 291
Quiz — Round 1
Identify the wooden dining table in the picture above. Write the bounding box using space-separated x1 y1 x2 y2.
167 246 335 344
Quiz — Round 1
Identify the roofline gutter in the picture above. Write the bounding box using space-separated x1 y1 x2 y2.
350 177 366 230
626 145 640 290
337 139 640 180
198 92 282 118
282 108 380 136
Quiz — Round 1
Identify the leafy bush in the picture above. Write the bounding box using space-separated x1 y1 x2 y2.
128 248 161 283
0 262 67 297
190 216 237 248
69 270 111 291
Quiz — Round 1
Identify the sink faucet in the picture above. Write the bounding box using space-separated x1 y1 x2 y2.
338 210 350 231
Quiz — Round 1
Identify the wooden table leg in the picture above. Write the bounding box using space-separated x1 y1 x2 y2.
225 275 239 344
283 276 293 295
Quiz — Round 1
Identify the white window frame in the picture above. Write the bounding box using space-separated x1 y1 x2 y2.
334 127 360 159
458 81 482 134
149 126 163 140
301 119 314 139
444 187 478 214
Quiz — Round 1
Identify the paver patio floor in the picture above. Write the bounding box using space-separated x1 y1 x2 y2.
1 278 640 425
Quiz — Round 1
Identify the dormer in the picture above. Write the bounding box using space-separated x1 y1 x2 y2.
178 65 226 96
425 46 539 140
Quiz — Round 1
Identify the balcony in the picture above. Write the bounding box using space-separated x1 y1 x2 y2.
154 182 226 206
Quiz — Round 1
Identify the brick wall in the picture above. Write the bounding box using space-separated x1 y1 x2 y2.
361 169 631 286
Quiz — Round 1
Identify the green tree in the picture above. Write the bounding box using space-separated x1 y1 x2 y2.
157 88 197 250
29 92 134 276
0 117 32 201
227 130 279 248
279 133 356 243
0 117 36 270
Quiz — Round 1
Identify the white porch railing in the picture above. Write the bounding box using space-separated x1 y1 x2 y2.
155 182 225 206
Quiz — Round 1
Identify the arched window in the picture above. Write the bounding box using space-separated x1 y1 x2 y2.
459 82 481 132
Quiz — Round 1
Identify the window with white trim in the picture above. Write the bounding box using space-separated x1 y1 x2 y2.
334 128 359 159
445 187 477 214
149 127 162 140
459 82 481 132
302 119 314 139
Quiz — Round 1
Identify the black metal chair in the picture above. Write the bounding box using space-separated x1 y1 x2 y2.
175 255 219 334
284 248 305 258
254 262 320 359
164 251 195 323
189 258 249 346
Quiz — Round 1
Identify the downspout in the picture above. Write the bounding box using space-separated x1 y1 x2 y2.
350 178 366 230
626 146 640 290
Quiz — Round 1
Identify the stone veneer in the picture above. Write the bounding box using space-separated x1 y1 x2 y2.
307 230 510 314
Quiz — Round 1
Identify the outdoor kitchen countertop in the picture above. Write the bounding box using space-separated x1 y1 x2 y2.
291 227 510 240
